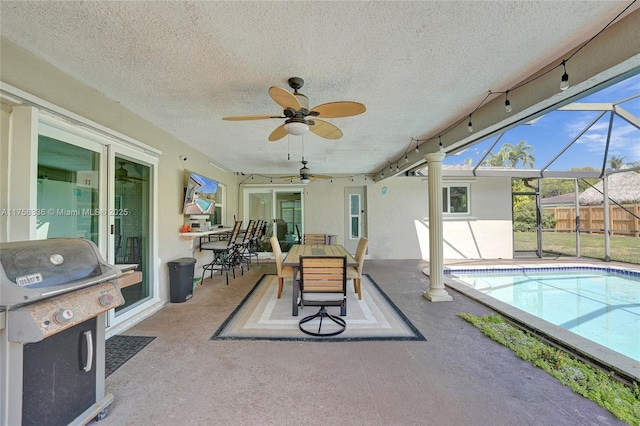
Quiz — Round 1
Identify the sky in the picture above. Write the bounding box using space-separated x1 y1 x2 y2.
190 171 218 194
445 72 640 171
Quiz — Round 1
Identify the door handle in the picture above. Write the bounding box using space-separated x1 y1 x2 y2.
83 330 93 372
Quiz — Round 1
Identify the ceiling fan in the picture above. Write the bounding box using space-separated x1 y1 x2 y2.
115 161 145 183
222 77 366 141
280 158 332 184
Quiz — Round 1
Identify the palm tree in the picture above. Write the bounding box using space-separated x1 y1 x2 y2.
506 140 535 168
482 140 535 168
483 150 508 167
607 155 626 170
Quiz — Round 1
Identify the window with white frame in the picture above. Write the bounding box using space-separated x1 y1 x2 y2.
442 184 469 214
211 183 225 225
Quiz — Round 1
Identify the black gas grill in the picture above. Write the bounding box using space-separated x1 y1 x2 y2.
0 238 125 426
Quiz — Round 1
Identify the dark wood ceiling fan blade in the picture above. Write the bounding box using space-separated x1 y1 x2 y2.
310 101 366 118
269 86 301 110
268 124 288 141
309 119 342 140
222 114 282 121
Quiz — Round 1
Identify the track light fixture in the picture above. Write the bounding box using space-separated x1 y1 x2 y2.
560 60 570 91
405 155 409 163
504 90 512 113
467 115 473 133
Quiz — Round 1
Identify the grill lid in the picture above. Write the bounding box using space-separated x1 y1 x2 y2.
0 238 121 307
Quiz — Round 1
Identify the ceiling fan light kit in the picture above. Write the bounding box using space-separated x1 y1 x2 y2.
222 77 366 141
283 121 309 135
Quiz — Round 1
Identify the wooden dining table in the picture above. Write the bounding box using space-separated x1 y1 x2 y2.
282 244 358 316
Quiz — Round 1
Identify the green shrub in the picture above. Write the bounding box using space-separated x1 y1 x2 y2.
458 313 640 425
513 202 556 230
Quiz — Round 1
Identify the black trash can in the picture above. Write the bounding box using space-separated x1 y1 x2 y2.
168 257 196 303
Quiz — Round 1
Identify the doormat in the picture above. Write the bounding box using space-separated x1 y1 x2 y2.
105 335 156 377
211 274 426 342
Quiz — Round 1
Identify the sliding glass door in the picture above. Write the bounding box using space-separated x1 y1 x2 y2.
244 187 304 251
37 116 157 331
108 147 157 327
37 123 105 247
112 154 151 314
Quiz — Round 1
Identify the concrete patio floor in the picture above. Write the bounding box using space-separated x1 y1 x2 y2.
97 259 631 425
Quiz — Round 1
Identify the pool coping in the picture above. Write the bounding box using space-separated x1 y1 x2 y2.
438 262 640 384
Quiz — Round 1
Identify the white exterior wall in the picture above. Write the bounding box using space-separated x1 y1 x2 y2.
274 175 513 260
441 178 513 259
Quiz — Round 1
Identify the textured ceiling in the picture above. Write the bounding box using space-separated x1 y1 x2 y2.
1 1 637 176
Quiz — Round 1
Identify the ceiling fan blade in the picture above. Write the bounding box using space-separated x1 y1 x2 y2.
222 114 282 121
279 175 299 179
268 124 288 141
310 101 366 118
309 119 343 140
269 86 301 110
311 174 332 179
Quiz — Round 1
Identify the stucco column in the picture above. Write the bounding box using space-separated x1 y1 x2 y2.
423 150 452 302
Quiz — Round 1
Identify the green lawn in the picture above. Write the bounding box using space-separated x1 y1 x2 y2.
514 231 640 265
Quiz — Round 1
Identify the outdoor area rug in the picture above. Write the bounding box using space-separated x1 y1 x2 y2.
105 335 156 377
211 274 425 342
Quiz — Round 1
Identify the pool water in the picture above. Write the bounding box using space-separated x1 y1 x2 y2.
194 197 213 213
446 268 640 362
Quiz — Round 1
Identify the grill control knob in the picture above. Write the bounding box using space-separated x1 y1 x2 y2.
54 309 74 324
99 293 115 306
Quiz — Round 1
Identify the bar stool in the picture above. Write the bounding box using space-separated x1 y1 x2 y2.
200 221 243 285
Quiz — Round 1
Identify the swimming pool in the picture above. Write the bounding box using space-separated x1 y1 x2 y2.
445 267 640 363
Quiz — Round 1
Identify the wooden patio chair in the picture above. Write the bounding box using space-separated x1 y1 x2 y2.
303 233 326 244
269 236 293 299
347 237 368 300
297 256 347 336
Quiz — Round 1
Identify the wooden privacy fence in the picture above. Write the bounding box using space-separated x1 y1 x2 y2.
545 204 640 237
